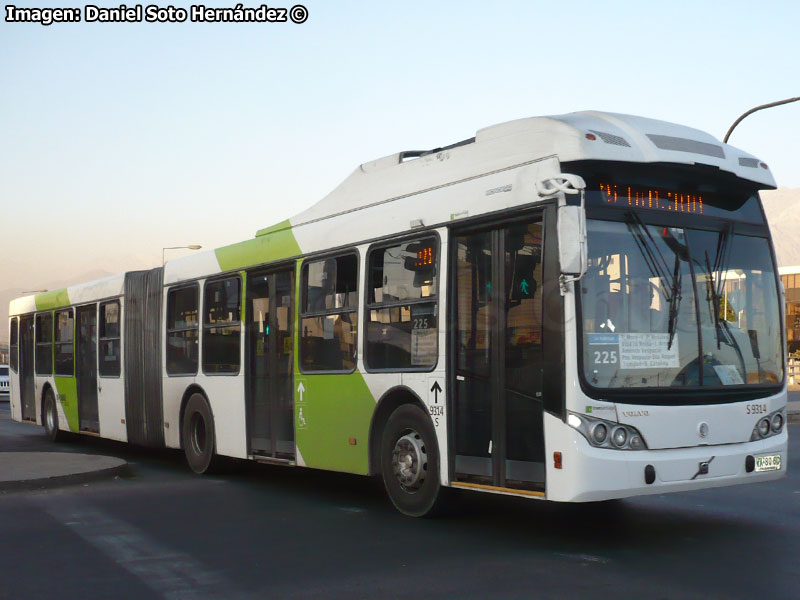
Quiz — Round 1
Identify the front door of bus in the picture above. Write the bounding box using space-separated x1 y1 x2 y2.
246 268 295 459
19 316 36 422
451 217 546 490
76 304 99 433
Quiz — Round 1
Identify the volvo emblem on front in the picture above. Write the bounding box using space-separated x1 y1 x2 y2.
698 422 709 438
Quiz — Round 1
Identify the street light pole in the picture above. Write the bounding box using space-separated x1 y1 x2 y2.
162 245 202 266
724 96 800 143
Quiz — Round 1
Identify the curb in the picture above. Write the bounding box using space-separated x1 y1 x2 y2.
0 453 130 492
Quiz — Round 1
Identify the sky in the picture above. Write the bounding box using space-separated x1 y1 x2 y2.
1 0 799 293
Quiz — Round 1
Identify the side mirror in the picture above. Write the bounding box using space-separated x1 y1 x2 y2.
558 205 586 275
536 174 587 289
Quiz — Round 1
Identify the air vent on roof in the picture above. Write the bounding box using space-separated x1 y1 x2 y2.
646 134 725 159
589 130 631 147
738 157 759 168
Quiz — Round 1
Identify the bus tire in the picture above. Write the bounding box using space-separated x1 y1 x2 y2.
43 388 66 442
380 404 443 517
182 393 220 474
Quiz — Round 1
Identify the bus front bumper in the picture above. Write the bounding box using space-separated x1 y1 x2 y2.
547 429 788 502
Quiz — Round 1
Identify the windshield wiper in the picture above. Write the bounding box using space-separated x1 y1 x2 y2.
624 212 682 349
666 255 682 350
703 225 747 377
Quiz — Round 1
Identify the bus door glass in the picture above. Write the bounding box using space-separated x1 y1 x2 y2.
76 304 99 432
452 217 545 490
19 316 36 421
247 268 295 459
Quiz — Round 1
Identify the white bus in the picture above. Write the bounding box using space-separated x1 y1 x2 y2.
7 111 787 516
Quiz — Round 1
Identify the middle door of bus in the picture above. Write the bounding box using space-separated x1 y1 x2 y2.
19 316 36 422
246 268 295 459
451 216 546 490
76 304 99 433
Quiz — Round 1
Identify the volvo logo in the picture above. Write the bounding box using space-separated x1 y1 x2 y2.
698 422 709 438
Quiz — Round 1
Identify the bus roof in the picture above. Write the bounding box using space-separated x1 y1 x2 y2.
280 110 775 235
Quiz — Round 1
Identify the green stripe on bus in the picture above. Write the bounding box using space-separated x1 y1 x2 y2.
35 289 70 311
54 377 79 432
215 220 302 272
294 373 374 475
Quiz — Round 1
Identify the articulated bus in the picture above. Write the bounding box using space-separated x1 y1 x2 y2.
7 111 787 516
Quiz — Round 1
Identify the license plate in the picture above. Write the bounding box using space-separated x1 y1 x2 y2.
755 454 781 472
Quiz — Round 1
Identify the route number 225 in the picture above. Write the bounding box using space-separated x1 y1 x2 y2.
593 350 618 364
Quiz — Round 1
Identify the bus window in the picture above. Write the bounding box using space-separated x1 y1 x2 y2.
54 309 74 376
366 237 438 370
300 254 358 372
9 317 18 372
35 312 53 375
203 277 241 374
167 285 199 375
99 300 121 377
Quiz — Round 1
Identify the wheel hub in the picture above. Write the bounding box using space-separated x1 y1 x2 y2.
46 400 55 432
191 414 207 455
392 431 427 490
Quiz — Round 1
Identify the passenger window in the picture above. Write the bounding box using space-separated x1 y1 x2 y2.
99 300 121 377
54 309 74 376
203 277 241 374
366 237 438 370
300 254 358 372
167 286 199 375
35 313 53 375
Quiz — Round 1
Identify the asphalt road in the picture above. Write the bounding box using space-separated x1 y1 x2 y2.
0 402 797 600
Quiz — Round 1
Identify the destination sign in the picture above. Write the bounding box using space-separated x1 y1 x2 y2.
599 183 704 215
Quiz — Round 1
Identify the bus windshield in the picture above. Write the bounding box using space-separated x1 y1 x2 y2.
580 215 783 391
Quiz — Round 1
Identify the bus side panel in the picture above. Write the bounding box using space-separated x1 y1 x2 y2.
162 375 191 450
200 375 248 460
9 367 21 422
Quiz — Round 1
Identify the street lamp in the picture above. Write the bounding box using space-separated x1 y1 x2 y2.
162 245 202 266
724 96 800 143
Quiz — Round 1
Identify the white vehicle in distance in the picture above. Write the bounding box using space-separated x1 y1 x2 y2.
0 364 9 400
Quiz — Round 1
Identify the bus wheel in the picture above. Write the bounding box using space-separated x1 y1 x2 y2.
43 388 66 442
380 404 443 517
182 393 220 474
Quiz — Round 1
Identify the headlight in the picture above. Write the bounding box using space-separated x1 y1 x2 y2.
771 412 784 433
591 423 608 444
611 426 628 448
567 411 647 451
750 408 786 441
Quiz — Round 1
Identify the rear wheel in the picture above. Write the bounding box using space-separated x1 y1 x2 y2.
380 404 444 517
43 388 66 442
182 393 221 474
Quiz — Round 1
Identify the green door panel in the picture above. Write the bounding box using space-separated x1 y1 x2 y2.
54 377 79 432
294 372 375 474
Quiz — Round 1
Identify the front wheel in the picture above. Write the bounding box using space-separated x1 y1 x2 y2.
43 388 66 442
380 404 444 517
182 393 221 474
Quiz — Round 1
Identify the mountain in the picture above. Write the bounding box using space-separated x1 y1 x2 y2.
760 187 800 268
